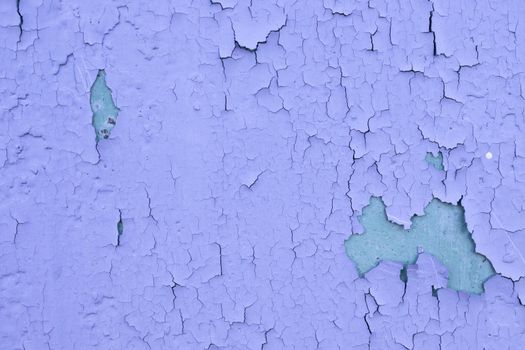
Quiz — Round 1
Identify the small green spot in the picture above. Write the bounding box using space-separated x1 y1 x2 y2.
399 265 408 283
425 151 444 171
117 211 123 246
117 219 123 236
90 70 119 142
345 197 495 294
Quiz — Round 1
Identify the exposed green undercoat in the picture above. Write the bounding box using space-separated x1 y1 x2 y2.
425 151 444 171
345 197 495 294
90 70 119 141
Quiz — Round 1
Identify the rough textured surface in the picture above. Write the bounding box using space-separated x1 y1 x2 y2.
1 0 524 349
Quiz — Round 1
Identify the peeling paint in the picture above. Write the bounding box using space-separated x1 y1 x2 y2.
90 69 119 141
425 151 444 171
2 0 525 348
346 197 495 294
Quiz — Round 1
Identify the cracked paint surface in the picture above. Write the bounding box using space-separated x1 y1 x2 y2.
345 196 495 294
1 0 525 349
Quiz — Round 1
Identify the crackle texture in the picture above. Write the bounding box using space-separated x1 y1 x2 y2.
1 0 524 349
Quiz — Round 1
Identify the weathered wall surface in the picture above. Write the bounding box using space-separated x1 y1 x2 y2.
1 0 524 349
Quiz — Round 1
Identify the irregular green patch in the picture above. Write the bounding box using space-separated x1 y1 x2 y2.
90 70 119 141
345 197 495 294
425 151 444 171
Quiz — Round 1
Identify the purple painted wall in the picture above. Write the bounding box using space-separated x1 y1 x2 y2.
1 0 524 349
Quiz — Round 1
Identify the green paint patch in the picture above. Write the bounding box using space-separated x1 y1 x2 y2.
90 70 119 141
425 151 444 171
345 197 495 294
